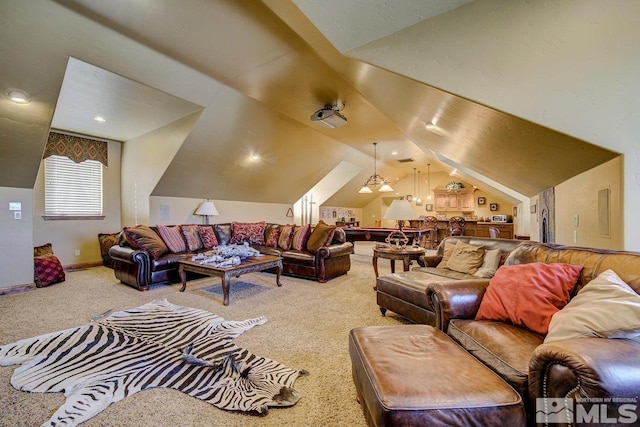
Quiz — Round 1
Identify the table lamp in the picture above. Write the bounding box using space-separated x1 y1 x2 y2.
194 199 219 224
384 199 418 247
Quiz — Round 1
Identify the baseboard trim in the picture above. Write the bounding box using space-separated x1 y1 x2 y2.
64 261 103 271
0 283 35 295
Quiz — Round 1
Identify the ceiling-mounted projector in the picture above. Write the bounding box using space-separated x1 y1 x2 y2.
310 105 347 128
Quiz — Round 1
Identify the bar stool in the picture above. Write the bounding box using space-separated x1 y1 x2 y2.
424 216 439 248
449 216 466 236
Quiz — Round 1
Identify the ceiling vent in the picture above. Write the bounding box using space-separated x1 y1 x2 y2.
397 158 414 163
310 104 347 128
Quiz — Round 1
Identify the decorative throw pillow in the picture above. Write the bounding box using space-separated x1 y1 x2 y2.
230 221 266 245
34 253 65 288
446 241 485 274
198 226 219 249
156 225 187 253
181 224 204 251
98 232 120 268
436 241 457 269
306 221 337 254
264 225 281 248
473 248 502 278
476 262 583 335
291 224 311 251
278 224 296 250
545 269 640 343
34 243 54 257
123 225 168 260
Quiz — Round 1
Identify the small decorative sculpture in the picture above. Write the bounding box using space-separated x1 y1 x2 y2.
385 230 409 249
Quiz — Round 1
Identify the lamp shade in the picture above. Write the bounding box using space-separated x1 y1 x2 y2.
384 199 417 221
195 200 219 216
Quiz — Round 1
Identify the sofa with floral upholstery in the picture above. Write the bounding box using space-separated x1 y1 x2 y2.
108 221 353 291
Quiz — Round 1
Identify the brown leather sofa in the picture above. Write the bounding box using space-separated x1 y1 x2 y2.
109 223 353 291
427 242 640 424
376 236 525 325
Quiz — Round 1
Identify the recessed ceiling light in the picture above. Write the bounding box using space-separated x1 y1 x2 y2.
6 89 30 104
250 154 260 161
391 151 398 155
94 116 106 123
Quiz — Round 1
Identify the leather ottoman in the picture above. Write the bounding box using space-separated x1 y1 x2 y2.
349 325 526 427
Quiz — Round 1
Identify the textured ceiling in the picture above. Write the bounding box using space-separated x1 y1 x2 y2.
0 0 618 209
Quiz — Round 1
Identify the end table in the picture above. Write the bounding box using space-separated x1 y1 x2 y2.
372 245 426 279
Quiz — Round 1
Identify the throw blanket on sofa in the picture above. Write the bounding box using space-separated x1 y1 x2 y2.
0 299 305 426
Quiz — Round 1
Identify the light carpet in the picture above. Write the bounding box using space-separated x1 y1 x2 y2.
0 242 409 427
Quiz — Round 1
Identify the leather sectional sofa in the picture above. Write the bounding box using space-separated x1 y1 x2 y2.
352 239 640 425
376 236 525 325
109 222 353 291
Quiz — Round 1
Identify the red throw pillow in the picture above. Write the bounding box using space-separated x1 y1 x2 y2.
34 253 65 288
156 225 187 253
291 224 311 251
230 221 266 245
198 226 219 249
475 262 582 335
264 225 281 248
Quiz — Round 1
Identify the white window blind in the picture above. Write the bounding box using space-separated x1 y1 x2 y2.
45 155 103 216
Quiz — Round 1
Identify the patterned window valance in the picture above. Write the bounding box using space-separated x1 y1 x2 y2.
44 132 108 167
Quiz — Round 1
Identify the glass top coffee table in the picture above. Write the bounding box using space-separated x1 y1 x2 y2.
178 254 283 306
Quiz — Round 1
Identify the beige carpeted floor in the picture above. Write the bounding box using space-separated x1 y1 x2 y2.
0 242 415 427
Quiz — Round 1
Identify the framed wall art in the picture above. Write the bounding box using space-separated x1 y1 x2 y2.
490 203 498 211
477 197 486 205
425 204 433 212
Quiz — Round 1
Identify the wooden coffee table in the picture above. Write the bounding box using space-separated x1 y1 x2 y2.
372 246 426 278
178 254 283 306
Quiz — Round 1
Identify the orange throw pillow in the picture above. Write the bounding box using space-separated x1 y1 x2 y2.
475 262 582 335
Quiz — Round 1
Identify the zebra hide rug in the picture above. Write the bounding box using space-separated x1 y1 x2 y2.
0 299 306 426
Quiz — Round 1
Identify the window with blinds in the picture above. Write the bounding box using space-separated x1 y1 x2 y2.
44 155 103 217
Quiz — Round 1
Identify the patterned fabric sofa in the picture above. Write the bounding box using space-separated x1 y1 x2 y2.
108 221 353 291
376 236 525 325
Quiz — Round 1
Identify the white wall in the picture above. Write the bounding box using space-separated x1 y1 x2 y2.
149 196 292 226
0 187 34 288
121 112 201 226
348 0 640 250
555 157 623 249
32 142 122 266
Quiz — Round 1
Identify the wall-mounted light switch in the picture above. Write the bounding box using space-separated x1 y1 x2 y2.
14 211 21 220
9 202 21 211
573 214 579 227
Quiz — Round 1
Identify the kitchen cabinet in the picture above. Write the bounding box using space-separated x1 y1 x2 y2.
433 188 475 212
476 223 514 239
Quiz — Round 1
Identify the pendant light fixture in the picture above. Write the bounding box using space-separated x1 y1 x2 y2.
358 142 394 193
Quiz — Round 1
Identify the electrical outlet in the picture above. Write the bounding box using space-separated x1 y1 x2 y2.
75 249 80 256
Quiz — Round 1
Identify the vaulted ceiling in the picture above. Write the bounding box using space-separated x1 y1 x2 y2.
0 0 618 209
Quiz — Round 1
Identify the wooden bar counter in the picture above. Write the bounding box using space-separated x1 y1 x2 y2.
344 220 514 245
